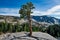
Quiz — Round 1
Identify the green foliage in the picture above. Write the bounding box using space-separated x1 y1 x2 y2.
19 2 35 19
19 2 35 36
0 22 3 32
0 21 60 38
46 24 60 37
32 26 39 32
39 26 47 32
0 22 22 34
21 23 29 32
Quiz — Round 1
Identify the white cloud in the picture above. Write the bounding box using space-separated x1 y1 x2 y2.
0 13 20 17
0 8 19 14
31 10 46 16
0 5 60 19
0 8 20 17
47 5 60 15
46 5 60 19
32 5 60 19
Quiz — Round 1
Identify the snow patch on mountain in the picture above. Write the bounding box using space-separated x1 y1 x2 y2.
54 19 59 24
32 15 60 25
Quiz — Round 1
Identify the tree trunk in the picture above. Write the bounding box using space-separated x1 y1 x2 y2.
28 12 32 36
29 18 32 36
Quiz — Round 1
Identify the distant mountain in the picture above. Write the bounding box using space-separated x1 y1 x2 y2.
32 15 60 24
0 15 60 26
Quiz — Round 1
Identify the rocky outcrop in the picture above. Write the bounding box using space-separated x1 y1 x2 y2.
0 32 57 40
32 32 57 40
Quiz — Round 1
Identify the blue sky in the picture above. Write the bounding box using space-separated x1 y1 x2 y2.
0 0 57 10
0 0 60 18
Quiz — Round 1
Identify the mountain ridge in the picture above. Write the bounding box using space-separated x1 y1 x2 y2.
0 15 60 25
32 15 60 24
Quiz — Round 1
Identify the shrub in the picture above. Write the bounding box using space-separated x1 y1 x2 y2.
46 24 60 37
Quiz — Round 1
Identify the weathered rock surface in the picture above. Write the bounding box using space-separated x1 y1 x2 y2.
0 32 57 40
32 32 57 40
